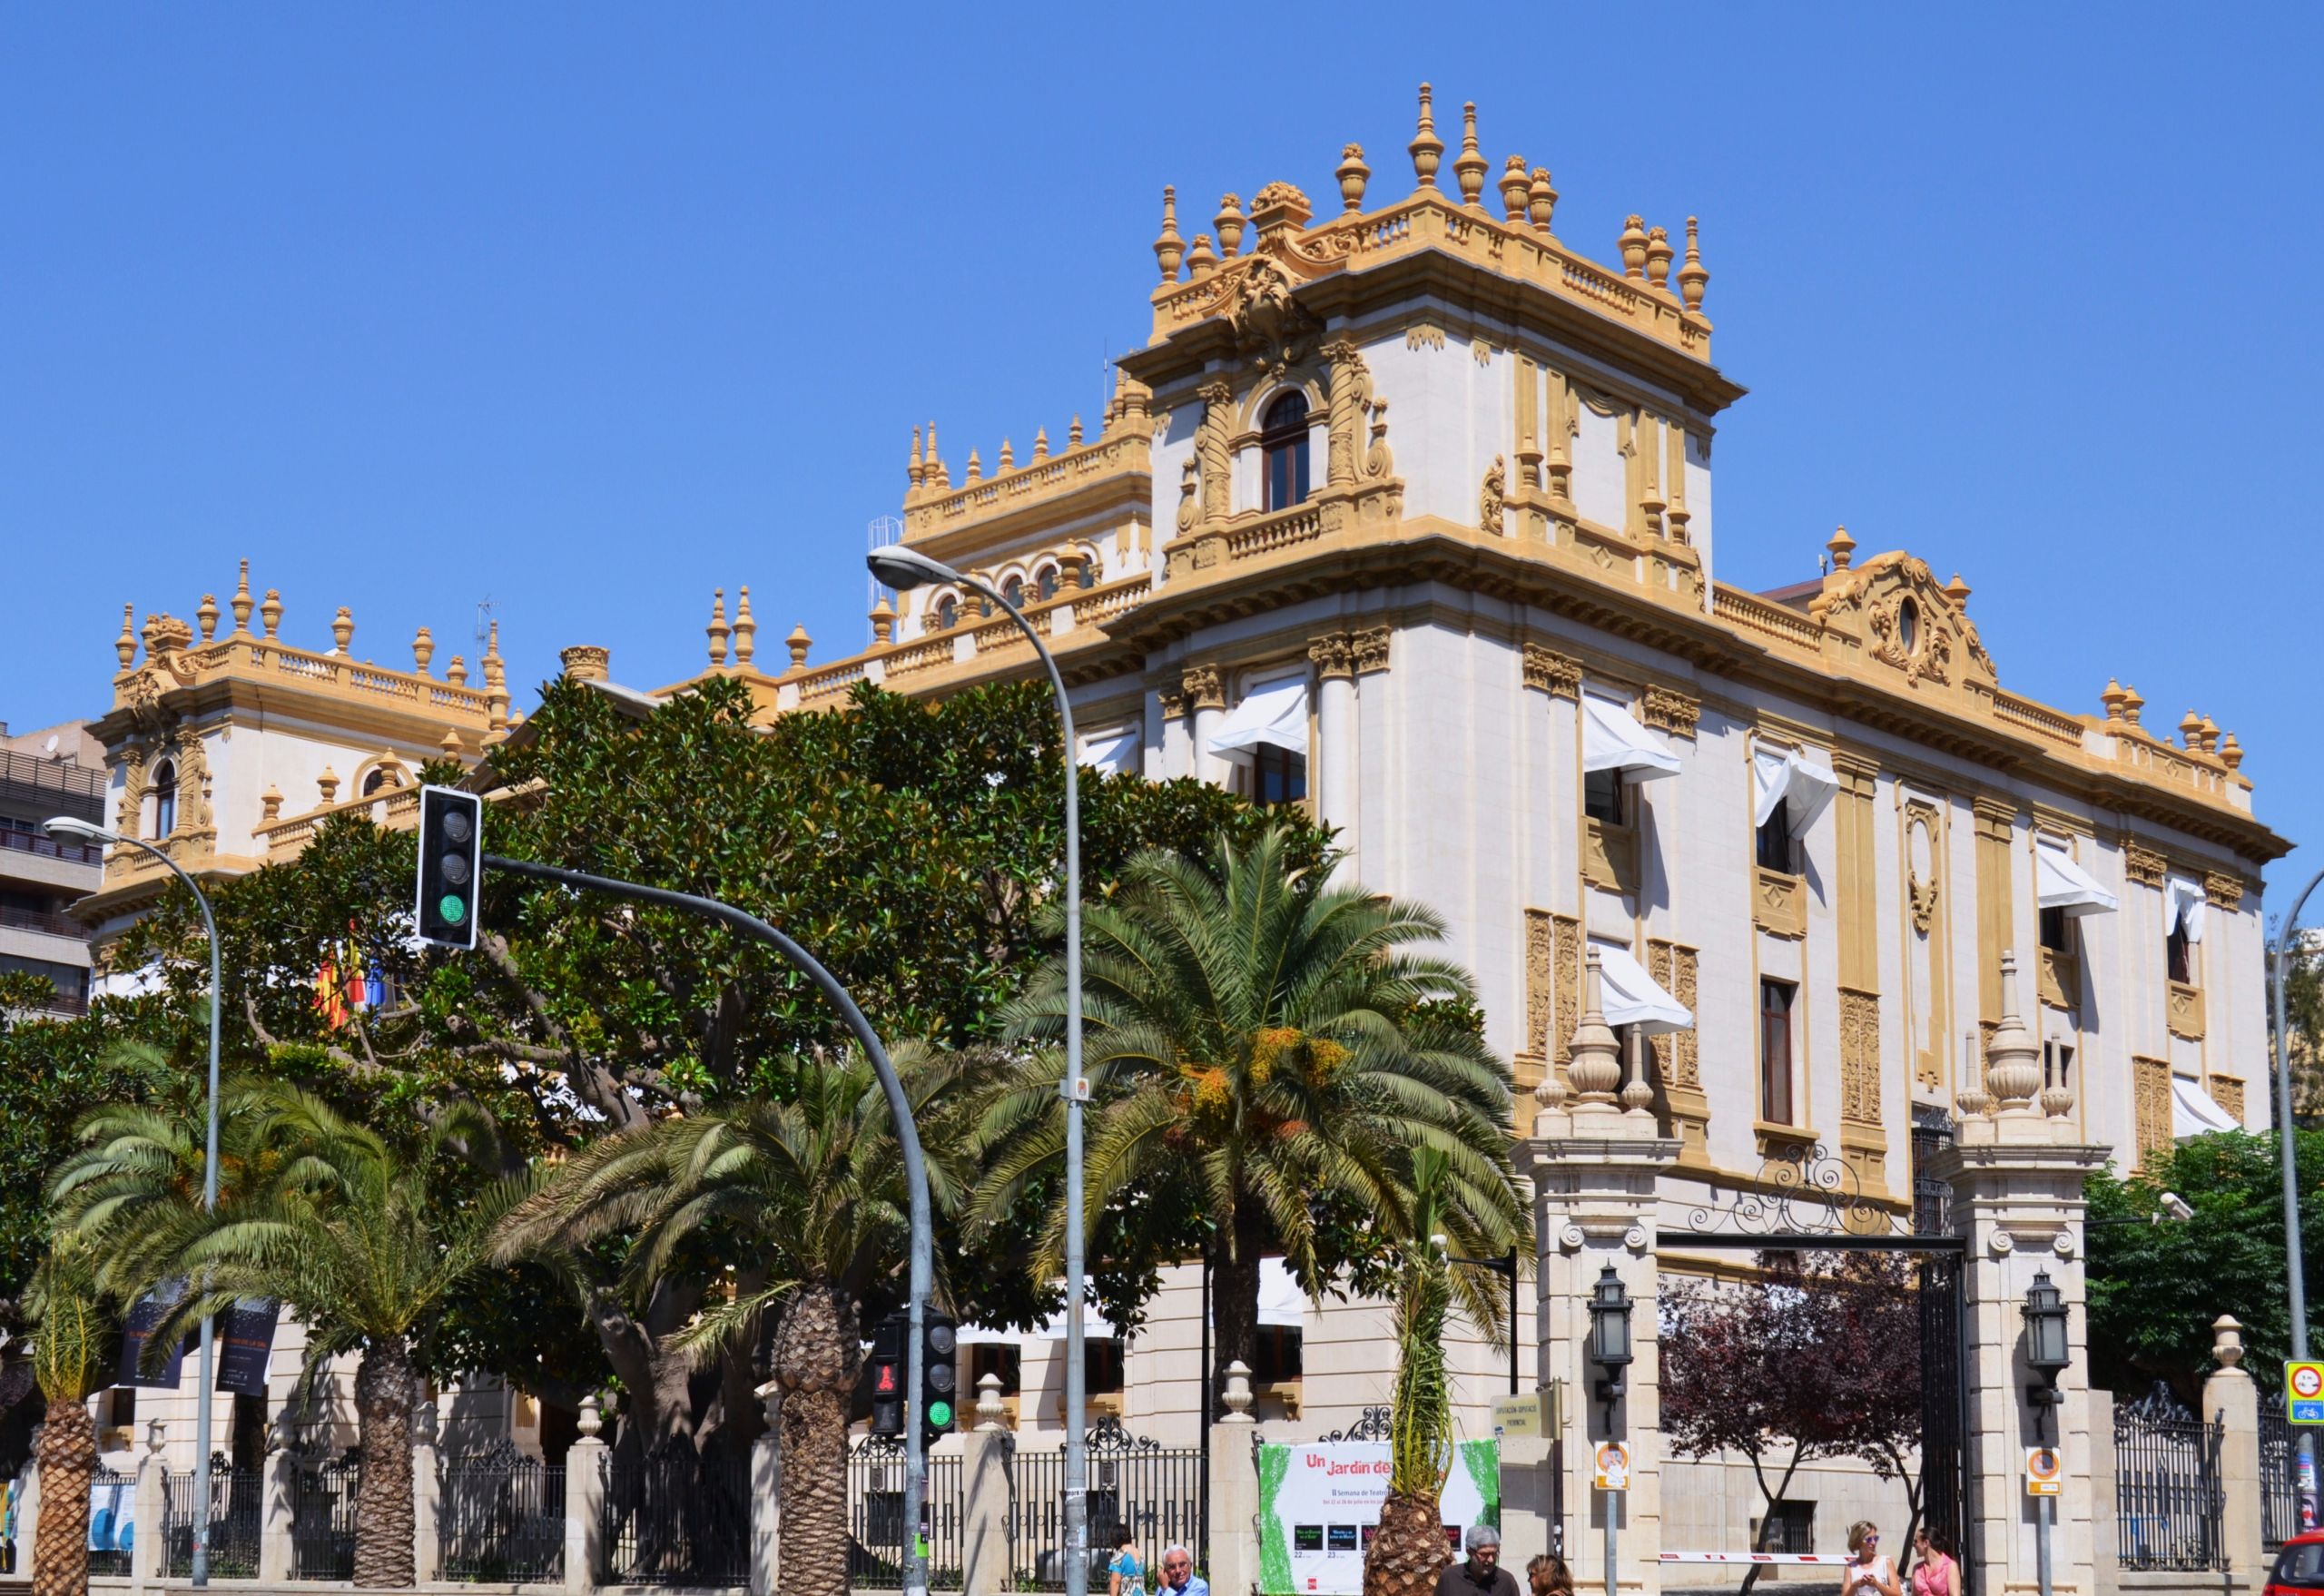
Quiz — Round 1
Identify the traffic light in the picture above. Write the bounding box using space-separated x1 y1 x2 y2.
869 1315 906 1437
921 1313 958 1442
415 786 484 951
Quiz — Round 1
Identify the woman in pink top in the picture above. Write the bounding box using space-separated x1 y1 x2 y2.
1909 1527 1961 1596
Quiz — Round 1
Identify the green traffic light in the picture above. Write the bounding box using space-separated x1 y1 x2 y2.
440 893 468 925
928 1400 952 1428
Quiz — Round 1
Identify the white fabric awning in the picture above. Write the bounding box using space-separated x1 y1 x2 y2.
1258 1256 1305 1329
1591 943 1692 1034
2166 875 2208 945
1582 696 1681 782
2036 839 2118 917
1079 725 1143 776
1210 676 1308 761
1751 746 1840 835
954 1322 1018 1346
2171 1075 2240 1138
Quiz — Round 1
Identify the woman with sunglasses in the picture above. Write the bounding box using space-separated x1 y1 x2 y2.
1842 1522 1901 1596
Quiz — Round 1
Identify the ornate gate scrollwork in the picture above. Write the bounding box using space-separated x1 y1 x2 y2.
1680 1142 1903 1238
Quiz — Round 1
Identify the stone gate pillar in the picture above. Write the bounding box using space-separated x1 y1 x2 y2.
1926 955 2106 1596
1529 954 1679 1596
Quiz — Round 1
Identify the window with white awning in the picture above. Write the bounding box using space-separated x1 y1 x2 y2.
2035 838 2117 917
2164 876 2207 945
1210 675 1309 760
2171 1074 2239 1138
1751 745 1840 836
1589 942 1692 1034
1078 724 1143 776
1582 695 1681 782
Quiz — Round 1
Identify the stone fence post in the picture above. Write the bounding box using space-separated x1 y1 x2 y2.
1206 1362 1259 1596
564 1394 608 1595
962 1375 1011 1596
748 1383 781 1596
131 1420 167 1592
412 1394 441 1582
260 1440 295 1581
2090 1390 2118 1596
2204 1315 2263 1581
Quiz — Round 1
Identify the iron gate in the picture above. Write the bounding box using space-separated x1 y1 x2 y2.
600 1440 750 1586
1008 1417 1205 1591
165 1465 263 1578
438 1443 566 1582
849 1436 964 1588
2115 1385 2224 1571
2263 1408 2299 1552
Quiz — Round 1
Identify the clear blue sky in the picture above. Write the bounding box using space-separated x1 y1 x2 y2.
5 5 2316 889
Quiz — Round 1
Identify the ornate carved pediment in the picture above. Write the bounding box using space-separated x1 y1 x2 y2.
1808 553 1998 689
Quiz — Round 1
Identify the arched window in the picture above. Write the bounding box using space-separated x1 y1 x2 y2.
150 761 177 839
1036 566 1059 602
1001 575 1024 610
1261 391 1312 512
935 595 958 631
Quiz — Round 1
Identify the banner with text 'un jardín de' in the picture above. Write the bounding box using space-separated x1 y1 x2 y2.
1256 1439 1498 1596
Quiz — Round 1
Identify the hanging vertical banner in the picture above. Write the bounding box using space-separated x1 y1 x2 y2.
216 1300 281 1395
1256 1439 1498 1595
116 1284 189 1390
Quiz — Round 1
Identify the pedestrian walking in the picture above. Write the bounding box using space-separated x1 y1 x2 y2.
1842 1522 1901 1596
1436 1525 1520 1596
1110 1529 1146 1596
1909 1528 1960 1596
1526 1552 1575 1596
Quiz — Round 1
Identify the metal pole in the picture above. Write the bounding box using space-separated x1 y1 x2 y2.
480 856 938 1596
2277 867 2324 1531
1603 1493 1616 1596
955 575 1088 1596
1509 1246 1520 1397
2035 1495 2052 1596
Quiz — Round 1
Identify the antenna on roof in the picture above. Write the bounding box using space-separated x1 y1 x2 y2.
474 597 496 655
866 516 903 635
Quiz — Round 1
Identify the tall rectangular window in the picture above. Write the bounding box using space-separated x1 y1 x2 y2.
1758 979 1796 1125
2166 919 2191 983
2040 906 2070 953
1253 745 1307 808
1756 798 1793 872
1585 767 1624 825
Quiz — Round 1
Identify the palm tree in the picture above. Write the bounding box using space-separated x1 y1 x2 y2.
493 1042 979 1596
1365 1148 1457 1596
25 1237 111 1596
976 822 1527 1400
62 1081 527 1589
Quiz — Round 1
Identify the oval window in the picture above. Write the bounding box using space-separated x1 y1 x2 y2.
1897 598 1920 655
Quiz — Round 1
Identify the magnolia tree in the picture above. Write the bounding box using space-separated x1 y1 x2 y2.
1659 1252 1924 1588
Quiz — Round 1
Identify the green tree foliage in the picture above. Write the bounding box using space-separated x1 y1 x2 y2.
1364 1148 1457 1596
2086 1129 2324 1404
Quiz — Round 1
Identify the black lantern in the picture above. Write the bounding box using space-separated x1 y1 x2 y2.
2022 1269 2071 1408
1589 1265 1633 1404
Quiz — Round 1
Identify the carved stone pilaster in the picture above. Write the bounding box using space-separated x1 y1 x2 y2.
1640 685 1699 739
1348 626 1392 675
2122 842 2166 887
2204 871 2244 910
1158 688 1187 722
1307 633 1354 681
1196 381 1235 524
1321 340 1373 487
1522 643 1581 698
1181 665 1226 712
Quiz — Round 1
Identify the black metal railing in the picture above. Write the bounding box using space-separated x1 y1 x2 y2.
848 1438 962 1588
2263 1409 2301 1552
165 1466 263 1578
1007 1420 1205 1592
0 748 106 804
88 1468 134 1577
289 1456 360 1581
438 1449 566 1583
2115 1389 2225 1571
600 1443 749 1586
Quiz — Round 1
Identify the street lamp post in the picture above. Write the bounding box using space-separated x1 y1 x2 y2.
868 543 1092 1596
2022 1270 2072 1596
2275 866 2324 1531
1586 1266 1633 1596
47 815 223 1586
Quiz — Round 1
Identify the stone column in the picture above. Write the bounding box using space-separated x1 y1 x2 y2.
412 1391 442 1582
1206 1363 1259 1593
2088 1389 2118 1596
1310 637 1358 877
260 1440 295 1582
1185 666 1226 787
1926 955 2106 1596
1529 952 1679 1595
2205 1316 2263 1584
961 1375 1012 1596
565 1394 608 1595
131 1419 167 1592
748 1382 782 1596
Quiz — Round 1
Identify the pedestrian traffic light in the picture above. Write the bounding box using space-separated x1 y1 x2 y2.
415 786 484 951
921 1314 958 1442
869 1315 906 1437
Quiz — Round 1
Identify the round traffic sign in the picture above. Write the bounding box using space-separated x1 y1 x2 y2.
2297 1365 2324 1400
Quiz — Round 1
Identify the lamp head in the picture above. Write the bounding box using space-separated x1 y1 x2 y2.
866 544 960 593
44 815 115 844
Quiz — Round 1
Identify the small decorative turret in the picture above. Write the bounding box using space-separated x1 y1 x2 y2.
734 586 757 668
1678 217 1709 312
413 626 435 674
1498 155 1529 222
1409 84 1443 190
1186 233 1217 278
331 606 355 655
559 645 610 683
1335 145 1369 212
1153 185 1184 282
1956 1030 1994 1118
197 592 219 643
1527 167 1557 236
786 624 812 671
1620 214 1649 280
1249 182 1311 237
2100 678 2128 723
1214 194 1246 258
1645 225 1674 291
231 560 254 633
484 620 509 733
706 588 731 668
871 596 895 645
1827 525 1856 572
1453 103 1488 210
261 588 282 638
115 604 137 671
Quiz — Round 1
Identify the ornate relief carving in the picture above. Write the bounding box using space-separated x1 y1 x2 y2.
1641 685 1700 739
2210 1074 2246 1123
1524 908 1585 1081
2167 980 2205 1039
172 727 215 838
1196 381 1235 524
1521 644 1581 699
1180 665 1225 712
1175 458 1199 536
1470 338 1494 367
1479 455 1506 535
1405 322 1445 351
1868 595 1951 685
1810 553 1998 689
2204 872 2244 911
115 745 148 840
1220 257 1322 379
2123 844 2167 887
2132 1057 2172 1170
1840 989 1881 1126
1905 802 1942 934
1349 626 1392 675
1321 340 1374 487
1754 865 1805 939
1364 398 1394 480
1157 688 1187 722
1307 633 1354 682
1647 941 1702 1089
1553 912 1580 1066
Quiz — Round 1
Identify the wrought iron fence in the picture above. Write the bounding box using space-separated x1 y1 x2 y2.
289 1455 359 1581
847 1437 963 1588
2114 1386 2225 1571
165 1465 263 1578
88 1467 133 1577
2262 1409 2302 1552
1007 1419 1205 1592
439 1447 566 1583
1009 1441 1066 1590
600 1442 749 1586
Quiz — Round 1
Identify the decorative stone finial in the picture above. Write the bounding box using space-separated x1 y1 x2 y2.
2100 679 2128 722
1984 951 2043 1114
2221 732 2244 771
1249 182 1312 236
1454 103 1488 210
1000 436 1017 471
1620 215 1649 280
1068 415 1084 448
907 425 924 491
1944 572 1972 609
1153 185 1184 282
146 1418 167 1456
1678 217 1709 311
1032 427 1049 462
1566 948 1623 1104
2179 709 2202 750
2121 685 2144 726
870 596 895 645
1827 525 1856 572
260 588 282 639
330 606 354 655
2198 714 2221 755
446 655 468 686
115 604 137 671
925 421 948 490
1335 145 1369 212
975 1373 1007 1432
730 585 754 667
1215 194 1246 258
786 623 812 670
1499 155 1529 222
1956 1029 1994 1118
1409 84 1443 190
231 560 254 633
438 727 463 758
965 448 982 484
317 765 340 806
413 626 435 673
1186 233 1217 278
576 1393 604 1440
197 593 220 643
1645 225 1674 291
1620 1028 1656 1117
2213 1315 2246 1369
1221 1360 1256 1423
706 589 730 667
1528 167 1557 236
260 784 282 822
559 645 611 683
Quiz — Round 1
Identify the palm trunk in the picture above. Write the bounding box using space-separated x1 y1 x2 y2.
32 1400 95 1596
772 1283 858 1596
350 1335 422 1589
1210 1204 1267 1403
1364 1492 1449 1596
